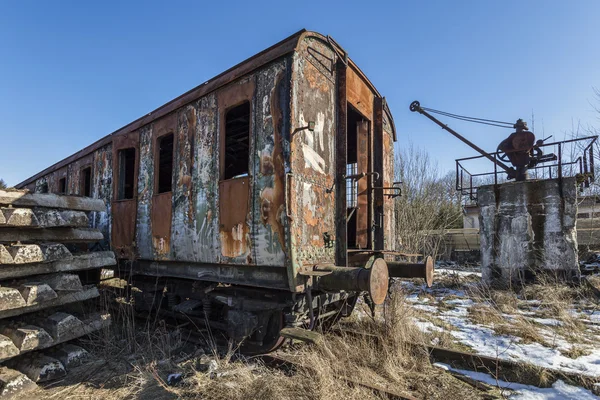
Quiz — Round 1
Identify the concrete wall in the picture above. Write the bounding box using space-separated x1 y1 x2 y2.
478 177 579 286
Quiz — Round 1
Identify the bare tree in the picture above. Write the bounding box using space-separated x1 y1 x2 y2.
394 143 463 259
0 179 6 190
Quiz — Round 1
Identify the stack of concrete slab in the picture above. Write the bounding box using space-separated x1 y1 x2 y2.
0 189 115 397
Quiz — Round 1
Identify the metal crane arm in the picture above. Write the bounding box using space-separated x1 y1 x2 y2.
409 101 515 175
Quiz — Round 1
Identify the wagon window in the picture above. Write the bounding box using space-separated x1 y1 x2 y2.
58 177 67 194
117 148 136 200
157 133 174 193
39 182 49 194
223 101 250 180
81 167 92 197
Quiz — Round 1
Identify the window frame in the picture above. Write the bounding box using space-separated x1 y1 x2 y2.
221 100 251 181
154 132 175 194
80 165 93 197
116 147 137 201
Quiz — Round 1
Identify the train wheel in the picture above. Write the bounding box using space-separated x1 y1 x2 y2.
241 310 285 355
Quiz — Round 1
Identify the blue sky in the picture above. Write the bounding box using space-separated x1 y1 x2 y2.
1 1 599 186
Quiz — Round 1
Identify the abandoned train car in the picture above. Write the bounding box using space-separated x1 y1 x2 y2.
17 29 402 352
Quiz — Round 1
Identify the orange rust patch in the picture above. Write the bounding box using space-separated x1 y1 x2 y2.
304 61 330 93
219 177 250 258
347 68 374 119
257 71 287 253
220 222 249 258
260 152 274 175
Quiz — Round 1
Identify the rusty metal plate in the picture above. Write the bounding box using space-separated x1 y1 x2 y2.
347 68 374 121
111 131 139 259
152 192 172 258
356 120 369 249
219 177 250 258
111 200 137 259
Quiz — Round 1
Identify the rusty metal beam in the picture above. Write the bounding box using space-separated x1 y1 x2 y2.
313 258 388 304
335 60 348 267
387 256 434 287
131 260 291 291
373 97 384 250
409 101 514 174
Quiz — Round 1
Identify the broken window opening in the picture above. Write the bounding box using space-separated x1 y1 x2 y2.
117 148 136 200
223 101 250 180
346 163 358 208
58 178 67 194
81 167 92 197
157 133 174 193
346 105 367 249
39 182 49 194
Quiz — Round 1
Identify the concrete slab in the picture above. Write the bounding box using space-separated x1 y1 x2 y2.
9 353 66 382
18 284 57 305
0 245 13 264
0 190 105 212
0 334 19 360
41 273 83 292
5 243 71 264
1 208 89 229
0 288 26 311
0 286 99 320
0 251 115 280
1 208 40 228
34 312 85 341
0 211 5 225
0 325 53 352
47 344 92 368
0 228 103 244
0 366 37 398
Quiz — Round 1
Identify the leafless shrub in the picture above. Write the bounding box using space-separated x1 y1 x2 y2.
394 143 463 259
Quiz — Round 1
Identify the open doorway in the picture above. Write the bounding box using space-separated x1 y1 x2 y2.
346 105 370 249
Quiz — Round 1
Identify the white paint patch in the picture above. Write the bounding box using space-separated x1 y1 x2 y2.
301 143 325 174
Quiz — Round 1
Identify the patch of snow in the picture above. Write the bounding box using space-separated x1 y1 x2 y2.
411 318 443 333
411 304 438 313
445 298 475 307
433 363 598 400
531 317 562 327
439 309 600 378
436 268 482 277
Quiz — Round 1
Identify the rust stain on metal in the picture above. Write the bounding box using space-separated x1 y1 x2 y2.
219 177 250 257
258 71 286 253
111 131 140 259
347 68 374 120
217 79 255 261
152 192 172 258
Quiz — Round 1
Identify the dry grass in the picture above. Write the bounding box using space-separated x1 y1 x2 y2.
33 286 492 400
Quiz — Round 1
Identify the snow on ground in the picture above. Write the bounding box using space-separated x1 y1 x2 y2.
434 363 599 399
400 270 600 397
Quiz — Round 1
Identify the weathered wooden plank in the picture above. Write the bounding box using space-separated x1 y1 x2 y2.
0 252 115 280
0 208 88 229
0 287 98 319
0 228 103 243
280 327 323 344
0 190 105 212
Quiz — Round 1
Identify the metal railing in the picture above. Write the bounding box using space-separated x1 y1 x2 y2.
456 136 598 202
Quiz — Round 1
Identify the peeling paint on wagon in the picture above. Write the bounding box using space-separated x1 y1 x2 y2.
17 30 398 296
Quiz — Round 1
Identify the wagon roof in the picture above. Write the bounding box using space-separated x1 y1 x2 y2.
17 29 396 188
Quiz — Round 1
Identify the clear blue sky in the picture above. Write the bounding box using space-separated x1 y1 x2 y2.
1 1 599 186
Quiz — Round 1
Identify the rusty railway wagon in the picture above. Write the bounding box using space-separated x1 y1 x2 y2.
17 30 423 352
